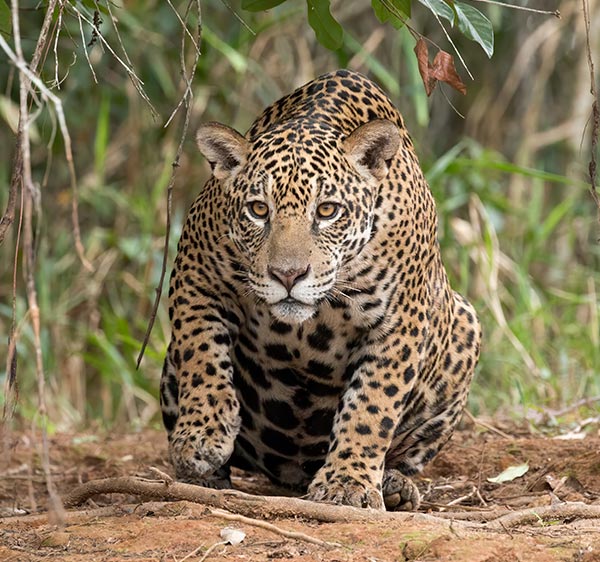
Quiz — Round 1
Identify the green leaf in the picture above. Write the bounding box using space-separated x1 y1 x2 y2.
306 0 343 50
0 0 11 39
371 0 410 29
389 0 411 17
454 157 589 189
536 196 576 244
94 94 111 181
454 1 494 58
202 27 248 73
487 463 529 484
241 0 287 11
417 0 454 25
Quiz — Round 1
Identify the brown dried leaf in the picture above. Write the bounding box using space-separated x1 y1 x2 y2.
414 40 466 96
414 37 437 96
431 50 467 95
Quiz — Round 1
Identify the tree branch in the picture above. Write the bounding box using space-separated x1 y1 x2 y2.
62 476 600 530
63 476 400 523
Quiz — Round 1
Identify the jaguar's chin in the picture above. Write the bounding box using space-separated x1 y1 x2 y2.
270 298 316 324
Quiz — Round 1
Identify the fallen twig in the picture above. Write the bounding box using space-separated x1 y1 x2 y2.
0 505 133 525
179 541 210 562
429 507 512 522
421 501 491 513
486 502 600 530
549 395 600 418
445 491 474 507
148 466 174 483
422 501 600 528
208 508 340 548
463 410 513 440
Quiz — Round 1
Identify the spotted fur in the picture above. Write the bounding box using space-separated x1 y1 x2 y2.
160 69 481 511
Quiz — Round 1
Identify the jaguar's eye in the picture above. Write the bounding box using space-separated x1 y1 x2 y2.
316 202 341 220
248 201 269 220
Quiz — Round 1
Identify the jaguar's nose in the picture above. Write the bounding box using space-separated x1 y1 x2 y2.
268 264 310 293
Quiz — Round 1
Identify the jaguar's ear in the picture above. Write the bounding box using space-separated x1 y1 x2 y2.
196 122 249 181
343 119 400 182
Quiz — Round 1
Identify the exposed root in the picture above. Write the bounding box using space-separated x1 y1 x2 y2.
62 476 400 523
485 502 600 530
62 475 600 530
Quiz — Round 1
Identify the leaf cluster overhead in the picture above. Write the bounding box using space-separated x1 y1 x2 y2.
241 0 494 95
241 0 493 57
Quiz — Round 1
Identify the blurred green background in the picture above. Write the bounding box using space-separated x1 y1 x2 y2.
0 0 598 430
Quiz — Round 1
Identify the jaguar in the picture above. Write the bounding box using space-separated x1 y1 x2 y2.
160 69 481 511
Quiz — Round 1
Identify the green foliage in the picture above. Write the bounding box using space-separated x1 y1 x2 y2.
0 1 11 39
453 2 494 58
306 0 344 50
242 0 287 10
372 0 411 29
424 141 599 414
242 0 494 58
0 0 592 431
417 0 454 25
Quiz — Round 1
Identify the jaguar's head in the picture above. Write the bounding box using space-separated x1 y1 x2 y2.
196 118 400 323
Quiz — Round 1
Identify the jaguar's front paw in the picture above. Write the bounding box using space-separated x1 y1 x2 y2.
306 472 384 510
169 427 236 487
382 468 420 511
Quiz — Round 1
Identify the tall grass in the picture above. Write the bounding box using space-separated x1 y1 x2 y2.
425 142 599 415
0 0 597 429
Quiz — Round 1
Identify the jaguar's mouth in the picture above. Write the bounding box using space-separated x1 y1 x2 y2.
271 297 316 324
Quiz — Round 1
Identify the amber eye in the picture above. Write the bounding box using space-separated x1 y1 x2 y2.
248 201 269 220
316 202 340 220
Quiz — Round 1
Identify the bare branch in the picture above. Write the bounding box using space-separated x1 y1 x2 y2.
68 2 159 119
9 0 66 527
1 191 24 425
0 146 19 245
165 0 202 127
218 0 255 35
166 0 201 55
486 502 600 530
0 0 57 245
52 2 64 88
469 0 560 18
77 10 98 83
0 32 93 272
137 0 202 368
582 0 600 220
1 0 60 429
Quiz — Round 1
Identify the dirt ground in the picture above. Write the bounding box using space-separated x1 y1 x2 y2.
1 417 600 562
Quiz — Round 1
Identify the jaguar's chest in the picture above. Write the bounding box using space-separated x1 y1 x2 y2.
232 299 365 388
229 302 367 486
